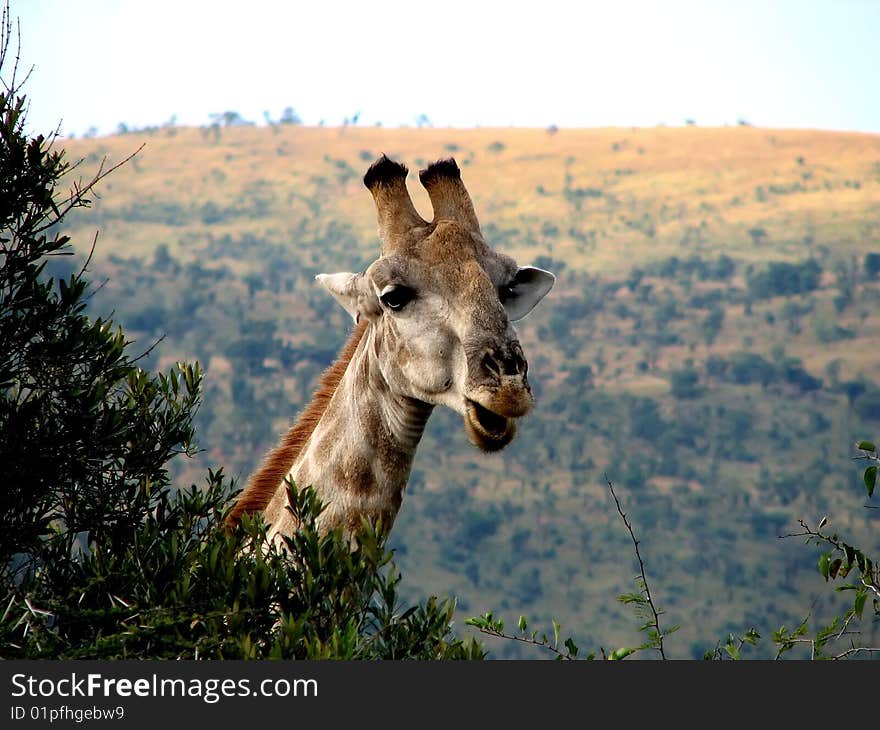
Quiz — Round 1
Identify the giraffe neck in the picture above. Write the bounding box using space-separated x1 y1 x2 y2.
263 325 433 539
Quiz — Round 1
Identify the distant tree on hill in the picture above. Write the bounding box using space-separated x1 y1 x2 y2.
670 364 703 399
280 106 302 125
748 226 768 245
853 389 880 422
209 110 253 127
700 306 725 345
747 259 822 299
864 252 880 279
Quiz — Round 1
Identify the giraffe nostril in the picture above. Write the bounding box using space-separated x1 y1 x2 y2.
502 352 521 376
482 352 501 378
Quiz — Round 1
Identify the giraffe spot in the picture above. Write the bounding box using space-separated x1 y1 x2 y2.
337 454 376 496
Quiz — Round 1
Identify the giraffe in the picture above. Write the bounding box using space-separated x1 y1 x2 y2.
226 155 555 542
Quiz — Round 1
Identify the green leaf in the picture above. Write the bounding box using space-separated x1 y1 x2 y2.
564 637 579 657
857 440 876 452
552 620 561 648
744 628 761 645
518 615 527 633
865 466 877 497
854 591 867 619
818 552 832 581
608 647 635 661
829 558 842 580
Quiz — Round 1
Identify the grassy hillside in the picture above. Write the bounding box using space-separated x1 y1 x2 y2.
56 124 880 657
65 124 880 267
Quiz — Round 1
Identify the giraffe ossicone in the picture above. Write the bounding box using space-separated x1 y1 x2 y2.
227 155 555 541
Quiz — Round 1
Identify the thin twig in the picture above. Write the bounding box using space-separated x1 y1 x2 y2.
32 144 145 236
605 475 668 659
77 229 99 278
830 611 857 645
833 646 880 660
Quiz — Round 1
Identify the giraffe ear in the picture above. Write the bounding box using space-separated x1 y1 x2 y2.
316 272 378 322
502 266 556 321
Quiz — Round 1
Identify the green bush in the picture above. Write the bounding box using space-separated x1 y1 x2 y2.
746 259 822 299
853 389 880 422
669 365 703 399
3 474 484 659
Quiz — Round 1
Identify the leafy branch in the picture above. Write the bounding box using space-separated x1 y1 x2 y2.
465 613 585 660
771 438 880 659
702 627 761 660
771 609 879 660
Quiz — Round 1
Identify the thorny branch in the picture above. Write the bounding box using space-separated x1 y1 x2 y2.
31 145 145 237
605 475 669 660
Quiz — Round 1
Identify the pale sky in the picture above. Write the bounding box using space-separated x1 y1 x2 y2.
11 0 880 137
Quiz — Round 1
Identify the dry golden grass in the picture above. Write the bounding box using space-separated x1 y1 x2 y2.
60 124 880 275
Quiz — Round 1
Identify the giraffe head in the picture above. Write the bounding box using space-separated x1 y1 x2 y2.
317 156 554 452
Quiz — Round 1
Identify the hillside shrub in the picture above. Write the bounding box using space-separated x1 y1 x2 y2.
864 252 880 279
746 259 822 299
643 254 736 281
853 389 880 422
670 365 703 399
727 352 776 386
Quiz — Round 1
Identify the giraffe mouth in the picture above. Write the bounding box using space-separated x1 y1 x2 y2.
465 399 516 452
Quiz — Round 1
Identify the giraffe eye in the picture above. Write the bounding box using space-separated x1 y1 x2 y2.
498 282 516 303
380 286 415 312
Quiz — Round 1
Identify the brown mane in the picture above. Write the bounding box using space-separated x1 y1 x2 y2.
225 319 368 528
